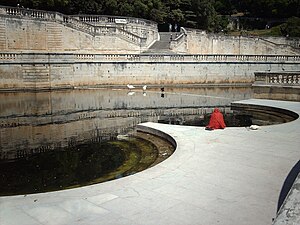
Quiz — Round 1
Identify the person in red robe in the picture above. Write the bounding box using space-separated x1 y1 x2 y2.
205 108 226 130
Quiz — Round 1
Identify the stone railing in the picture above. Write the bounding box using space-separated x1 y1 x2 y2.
254 72 300 85
72 15 157 29
170 27 187 50
0 53 300 64
0 5 150 47
1 5 97 36
62 15 96 35
2 6 56 20
115 28 147 46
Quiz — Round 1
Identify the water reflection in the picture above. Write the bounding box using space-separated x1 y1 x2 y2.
0 87 255 195
0 87 253 160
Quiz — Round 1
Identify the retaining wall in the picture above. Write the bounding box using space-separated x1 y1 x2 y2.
0 6 300 90
0 53 299 90
0 6 158 54
184 29 300 55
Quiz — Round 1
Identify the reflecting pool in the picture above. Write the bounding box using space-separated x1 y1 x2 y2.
0 86 256 195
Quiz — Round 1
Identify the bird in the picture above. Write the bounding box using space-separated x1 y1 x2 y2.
127 91 135 96
142 85 147 91
127 84 135 90
161 87 165 92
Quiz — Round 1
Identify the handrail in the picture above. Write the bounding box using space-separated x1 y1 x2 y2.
170 27 187 50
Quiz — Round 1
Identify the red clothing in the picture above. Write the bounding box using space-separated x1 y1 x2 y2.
206 108 226 129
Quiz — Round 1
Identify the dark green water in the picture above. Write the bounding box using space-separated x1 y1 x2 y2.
0 136 161 196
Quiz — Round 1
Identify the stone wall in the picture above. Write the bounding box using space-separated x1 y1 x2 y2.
0 6 300 90
0 17 146 53
1 6 299 55
0 53 299 90
0 6 158 53
184 29 300 55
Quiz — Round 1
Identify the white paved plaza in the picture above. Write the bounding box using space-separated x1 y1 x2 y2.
0 99 299 225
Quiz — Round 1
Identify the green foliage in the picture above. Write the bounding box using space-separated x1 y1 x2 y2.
18 0 70 11
280 17 300 37
1 0 298 34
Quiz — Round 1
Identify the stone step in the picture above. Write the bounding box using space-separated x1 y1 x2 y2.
22 65 50 83
145 32 181 54
47 23 63 49
142 49 176 55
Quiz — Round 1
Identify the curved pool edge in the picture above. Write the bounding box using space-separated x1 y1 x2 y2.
0 98 299 225
136 124 177 150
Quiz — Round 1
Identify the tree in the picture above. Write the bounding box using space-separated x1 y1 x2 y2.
191 0 218 31
280 16 300 37
67 0 103 14
18 0 70 11
103 0 119 15
1 0 298 34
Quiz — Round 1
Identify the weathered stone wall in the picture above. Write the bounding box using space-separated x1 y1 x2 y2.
184 29 299 55
0 53 299 90
0 16 145 53
72 15 159 48
1 6 299 55
0 6 299 90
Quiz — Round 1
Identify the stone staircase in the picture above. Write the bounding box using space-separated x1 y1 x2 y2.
22 65 50 89
1 6 148 48
143 32 180 54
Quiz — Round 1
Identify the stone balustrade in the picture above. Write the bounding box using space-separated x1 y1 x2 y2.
170 27 187 52
0 53 300 64
254 72 300 85
3 6 56 20
72 15 157 28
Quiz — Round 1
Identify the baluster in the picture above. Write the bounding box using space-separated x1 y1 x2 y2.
296 75 300 84
278 75 282 84
270 74 275 83
282 75 287 83
288 75 292 84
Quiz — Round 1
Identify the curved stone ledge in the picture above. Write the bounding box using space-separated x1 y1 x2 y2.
231 101 299 121
136 124 177 150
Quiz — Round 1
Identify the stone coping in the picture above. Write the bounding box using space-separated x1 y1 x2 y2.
0 98 299 225
1 52 300 64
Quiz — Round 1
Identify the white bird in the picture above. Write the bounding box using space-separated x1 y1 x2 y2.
127 91 135 96
127 84 135 90
143 85 147 91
